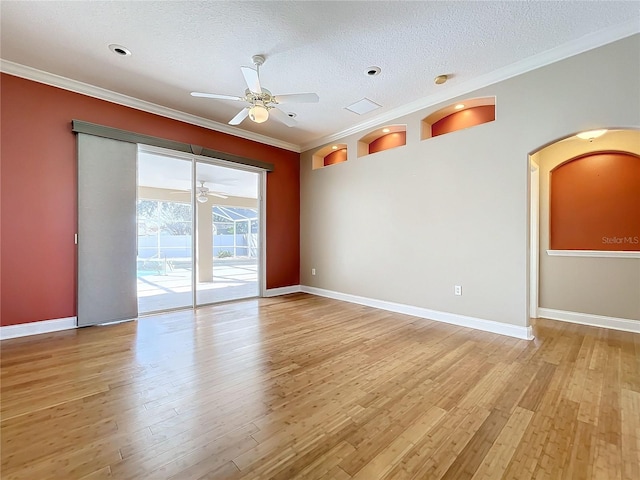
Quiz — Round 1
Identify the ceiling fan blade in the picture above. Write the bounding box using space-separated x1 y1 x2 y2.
229 108 249 125
210 192 229 199
273 93 319 104
191 92 244 101
240 66 262 94
270 107 297 127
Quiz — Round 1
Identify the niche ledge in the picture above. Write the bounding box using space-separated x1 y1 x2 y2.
422 97 496 140
547 250 640 258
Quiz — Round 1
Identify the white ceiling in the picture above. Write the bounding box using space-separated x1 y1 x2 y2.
1 1 638 151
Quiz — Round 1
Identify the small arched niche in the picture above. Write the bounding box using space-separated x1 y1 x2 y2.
421 97 496 140
358 125 407 158
312 143 348 170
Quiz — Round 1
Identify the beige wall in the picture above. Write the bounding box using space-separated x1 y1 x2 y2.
533 130 640 320
300 35 640 328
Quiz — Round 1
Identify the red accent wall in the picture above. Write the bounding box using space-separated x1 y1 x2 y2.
431 105 495 137
550 152 640 251
368 131 406 155
0 73 300 326
323 148 347 166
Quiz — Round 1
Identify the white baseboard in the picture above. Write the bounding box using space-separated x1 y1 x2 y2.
264 285 302 297
1 317 77 340
301 286 533 340
538 308 640 334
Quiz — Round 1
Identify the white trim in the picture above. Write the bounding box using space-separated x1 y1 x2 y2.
0 60 300 153
264 285 302 297
0 317 77 340
300 20 640 151
300 286 533 340
538 308 639 334
547 250 640 258
530 160 540 319
259 172 268 298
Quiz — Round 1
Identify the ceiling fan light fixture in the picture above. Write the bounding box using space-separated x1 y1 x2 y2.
197 192 209 203
249 104 269 123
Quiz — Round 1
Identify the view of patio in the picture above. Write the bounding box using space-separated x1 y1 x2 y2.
137 198 260 313
135 149 263 314
137 258 258 312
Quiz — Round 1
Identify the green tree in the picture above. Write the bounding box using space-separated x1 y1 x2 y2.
138 200 192 235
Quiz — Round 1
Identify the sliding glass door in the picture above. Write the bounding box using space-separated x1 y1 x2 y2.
137 150 193 314
136 147 263 314
195 161 261 305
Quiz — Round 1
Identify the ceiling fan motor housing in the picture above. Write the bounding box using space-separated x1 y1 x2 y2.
245 88 274 107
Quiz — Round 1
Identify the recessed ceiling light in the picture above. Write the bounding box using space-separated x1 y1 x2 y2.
434 74 448 85
576 129 607 141
382 128 390 133
331 145 338 150
365 66 381 76
109 44 131 56
454 104 465 110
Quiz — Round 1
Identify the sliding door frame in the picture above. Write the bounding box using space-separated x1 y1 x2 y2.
137 144 266 309
194 154 267 300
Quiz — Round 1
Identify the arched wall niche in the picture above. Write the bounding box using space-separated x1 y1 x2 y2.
421 97 496 140
357 125 406 158
311 143 348 170
529 127 640 324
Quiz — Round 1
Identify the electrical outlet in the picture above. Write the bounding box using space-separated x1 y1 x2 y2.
454 285 462 296
312 268 316 275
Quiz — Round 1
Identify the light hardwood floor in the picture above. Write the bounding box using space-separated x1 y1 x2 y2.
1 293 638 479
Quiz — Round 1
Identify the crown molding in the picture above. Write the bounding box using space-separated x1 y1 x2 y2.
3 18 637 155
300 20 640 152
0 60 301 153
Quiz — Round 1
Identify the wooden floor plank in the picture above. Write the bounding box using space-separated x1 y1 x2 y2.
620 388 640 480
469 406 534 480
1 294 638 479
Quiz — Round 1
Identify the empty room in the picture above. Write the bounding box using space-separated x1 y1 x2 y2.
1 2 639 479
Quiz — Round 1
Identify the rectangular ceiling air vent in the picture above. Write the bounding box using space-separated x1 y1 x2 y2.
345 98 382 115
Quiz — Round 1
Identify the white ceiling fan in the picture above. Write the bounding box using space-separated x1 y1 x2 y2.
191 55 319 127
171 181 228 203
195 181 228 203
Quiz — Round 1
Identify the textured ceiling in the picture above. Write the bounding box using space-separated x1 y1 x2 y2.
1 1 638 150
